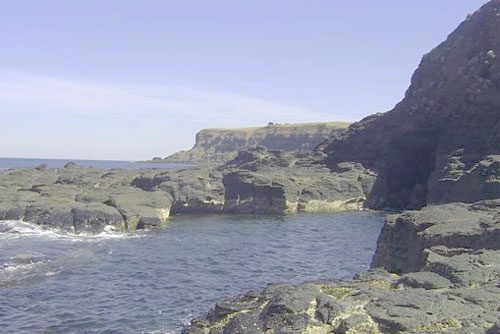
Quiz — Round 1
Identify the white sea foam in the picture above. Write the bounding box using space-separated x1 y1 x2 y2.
181 314 194 326
0 220 144 241
0 256 61 288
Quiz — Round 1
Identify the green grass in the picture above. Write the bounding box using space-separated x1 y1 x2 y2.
206 121 351 132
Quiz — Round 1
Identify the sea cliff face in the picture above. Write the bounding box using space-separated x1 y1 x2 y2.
154 122 350 164
321 0 500 210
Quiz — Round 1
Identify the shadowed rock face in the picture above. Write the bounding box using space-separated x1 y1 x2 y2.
323 0 500 210
154 122 350 164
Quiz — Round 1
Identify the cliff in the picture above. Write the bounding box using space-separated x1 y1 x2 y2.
154 122 350 163
322 0 500 209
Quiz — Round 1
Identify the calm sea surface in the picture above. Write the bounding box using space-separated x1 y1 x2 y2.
0 157 189 171
0 157 385 334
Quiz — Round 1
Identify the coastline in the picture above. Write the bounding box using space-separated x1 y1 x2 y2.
1 1 499 333
0 148 376 234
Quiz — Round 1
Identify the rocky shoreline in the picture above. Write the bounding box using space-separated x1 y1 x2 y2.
0 148 375 234
1 0 499 333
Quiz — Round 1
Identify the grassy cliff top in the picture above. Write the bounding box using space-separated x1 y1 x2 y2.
205 122 351 133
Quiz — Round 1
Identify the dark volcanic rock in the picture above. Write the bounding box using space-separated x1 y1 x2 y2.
0 147 374 233
372 199 500 274
322 0 500 210
132 167 225 215
0 166 167 234
221 147 376 214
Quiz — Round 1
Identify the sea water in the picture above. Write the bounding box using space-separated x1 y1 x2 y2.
0 157 189 171
0 212 384 334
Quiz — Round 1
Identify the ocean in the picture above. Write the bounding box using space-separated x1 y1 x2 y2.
0 157 189 171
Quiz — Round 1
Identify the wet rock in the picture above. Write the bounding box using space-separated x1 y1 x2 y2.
487 320 500 334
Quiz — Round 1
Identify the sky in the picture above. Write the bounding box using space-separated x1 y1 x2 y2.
0 0 489 160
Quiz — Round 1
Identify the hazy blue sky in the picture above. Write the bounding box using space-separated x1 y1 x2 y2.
0 0 489 160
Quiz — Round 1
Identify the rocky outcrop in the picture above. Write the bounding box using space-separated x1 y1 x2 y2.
0 165 173 234
0 147 374 234
154 122 350 164
132 167 226 215
322 0 500 210
221 147 375 214
372 200 500 274
184 200 500 334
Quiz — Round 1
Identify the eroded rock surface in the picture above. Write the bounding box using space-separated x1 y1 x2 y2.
0 147 374 234
0 165 171 234
221 147 376 214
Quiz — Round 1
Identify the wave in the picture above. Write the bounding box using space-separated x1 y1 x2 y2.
0 254 58 287
0 220 143 241
0 220 148 289
0 249 102 289
0 243 113 289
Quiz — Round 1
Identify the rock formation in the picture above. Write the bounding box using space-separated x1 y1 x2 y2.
321 0 500 210
0 147 374 234
220 147 375 214
153 122 350 164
